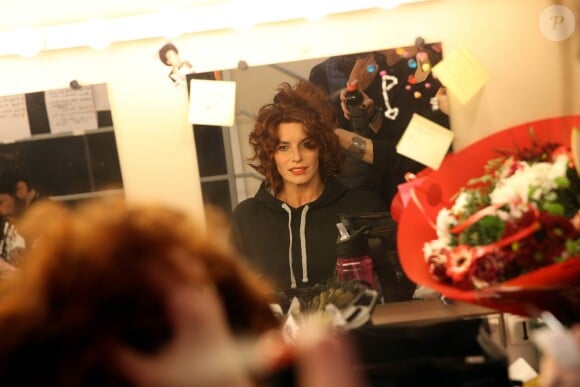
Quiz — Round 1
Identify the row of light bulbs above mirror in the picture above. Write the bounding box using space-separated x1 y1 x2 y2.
0 0 429 58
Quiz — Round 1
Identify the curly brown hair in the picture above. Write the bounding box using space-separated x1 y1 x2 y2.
248 81 344 194
0 198 279 386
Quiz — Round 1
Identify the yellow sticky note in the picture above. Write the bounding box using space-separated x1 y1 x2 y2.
396 113 454 170
432 47 489 104
188 79 236 127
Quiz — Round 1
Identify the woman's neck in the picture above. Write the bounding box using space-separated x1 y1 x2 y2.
277 179 325 208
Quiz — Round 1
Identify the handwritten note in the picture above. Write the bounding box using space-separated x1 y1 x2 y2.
396 113 454 170
45 87 98 134
0 94 31 141
188 79 236 127
91 83 111 111
432 46 489 104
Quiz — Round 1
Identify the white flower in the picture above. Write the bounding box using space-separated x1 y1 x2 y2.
489 161 531 205
435 208 457 245
496 209 511 221
489 154 570 211
451 191 470 215
423 239 448 260
422 208 457 263
550 154 569 179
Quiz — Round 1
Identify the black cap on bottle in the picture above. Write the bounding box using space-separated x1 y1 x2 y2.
336 226 371 258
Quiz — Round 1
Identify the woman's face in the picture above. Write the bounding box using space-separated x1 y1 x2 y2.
15 181 29 201
0 194 16 217
274 122 320 191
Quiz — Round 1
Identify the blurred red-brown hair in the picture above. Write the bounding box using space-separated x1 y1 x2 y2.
0 197 278 386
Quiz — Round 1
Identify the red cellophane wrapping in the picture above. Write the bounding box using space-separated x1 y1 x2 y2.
397 116 580 319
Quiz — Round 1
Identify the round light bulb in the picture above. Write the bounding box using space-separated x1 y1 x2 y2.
15 26 45 57
85 18 113 49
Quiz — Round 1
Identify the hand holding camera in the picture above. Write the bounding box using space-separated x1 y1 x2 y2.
340 80 382 137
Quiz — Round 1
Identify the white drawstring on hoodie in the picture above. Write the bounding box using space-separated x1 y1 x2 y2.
281 203 310 288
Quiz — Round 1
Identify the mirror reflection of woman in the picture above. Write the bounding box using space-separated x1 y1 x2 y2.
231 81 386 291
15 178 42 209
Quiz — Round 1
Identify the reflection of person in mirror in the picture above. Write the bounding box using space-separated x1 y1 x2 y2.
15 177 42 209
0 179 26 267
230 81 387 291
0 197 365 387
310 43 451 206
158 42 194 87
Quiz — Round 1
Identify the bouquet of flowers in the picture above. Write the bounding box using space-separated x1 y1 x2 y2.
397 116 580 319
424 135 579 290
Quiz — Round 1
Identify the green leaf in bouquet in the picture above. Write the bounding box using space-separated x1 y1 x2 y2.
565 238 580 256
455 215 505 247
453 190 492 224
555 168 580 218
554 176 570 189
541 201 565 216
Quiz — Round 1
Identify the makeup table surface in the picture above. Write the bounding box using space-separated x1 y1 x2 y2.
372 298 498 326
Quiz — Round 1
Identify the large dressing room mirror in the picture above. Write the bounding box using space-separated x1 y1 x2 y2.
192 40 453 305
0 83 124 206
186 40 451 218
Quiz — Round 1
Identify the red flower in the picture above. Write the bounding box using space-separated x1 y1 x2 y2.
426 252 451 283
445 246 475 283
539 211 577 241
469 252 504 289
513 236 564 271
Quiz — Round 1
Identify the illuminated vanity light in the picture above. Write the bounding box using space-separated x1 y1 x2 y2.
43 24 83 51
377 0 404 10
13 26 46 57
0 0 430 57
300 0 331 21
157 7 188 39
85 18 114 49
231 18 255 32
303 8 328 22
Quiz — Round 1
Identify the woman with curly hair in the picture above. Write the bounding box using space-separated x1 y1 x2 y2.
231 81 386 291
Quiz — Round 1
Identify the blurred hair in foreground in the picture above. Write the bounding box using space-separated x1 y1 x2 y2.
0 197 279 386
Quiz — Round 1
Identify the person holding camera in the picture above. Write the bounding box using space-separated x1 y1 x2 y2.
311 44 450 206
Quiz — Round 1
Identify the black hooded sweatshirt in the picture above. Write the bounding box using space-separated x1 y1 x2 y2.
231 177 387 290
